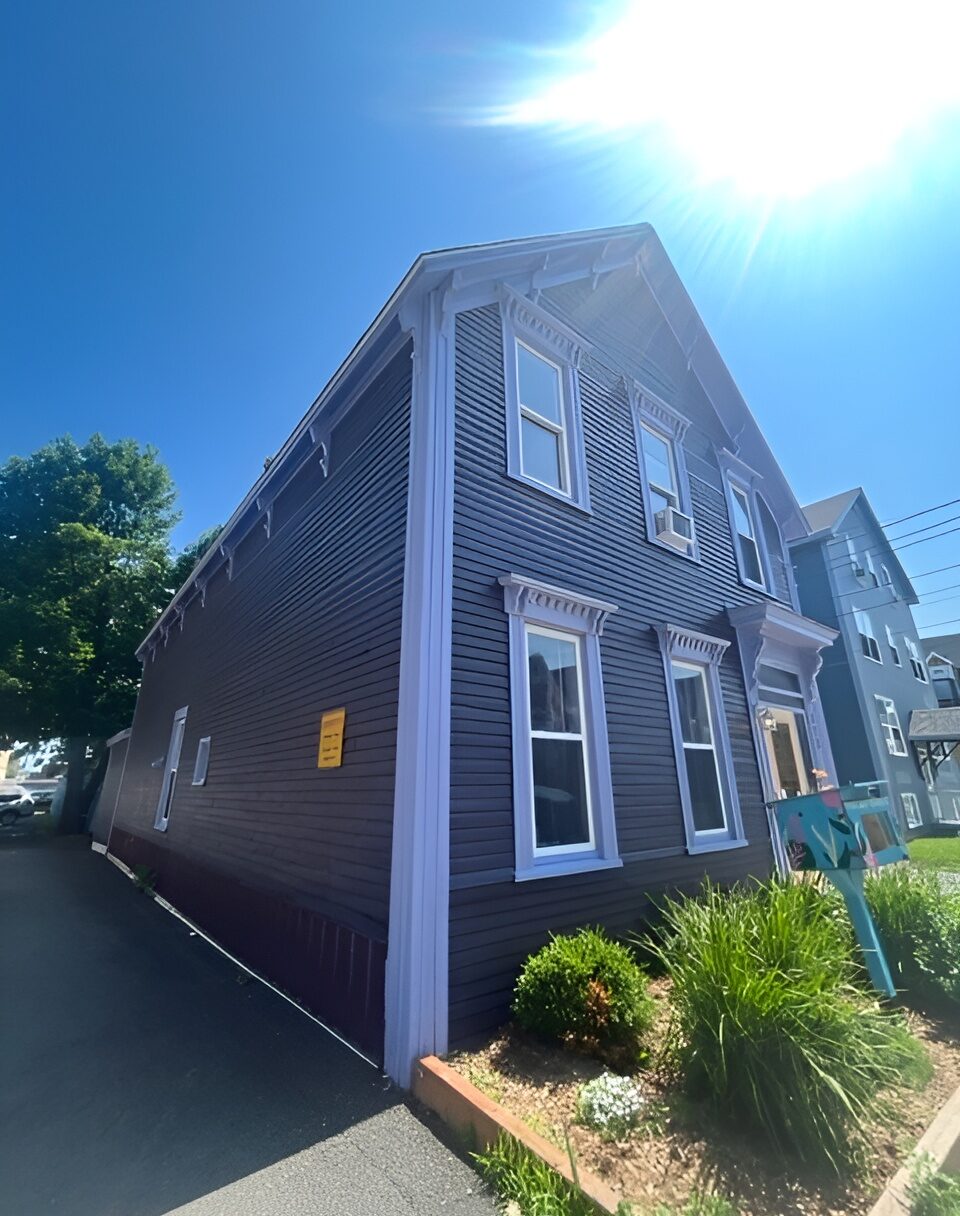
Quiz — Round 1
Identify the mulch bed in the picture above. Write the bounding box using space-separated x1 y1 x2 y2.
447 979 960 1215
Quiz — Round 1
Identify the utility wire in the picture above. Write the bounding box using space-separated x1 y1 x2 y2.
819 495 960 554
918 615 960 632
822 517 960 574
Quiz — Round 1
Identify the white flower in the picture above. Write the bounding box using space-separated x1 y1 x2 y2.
576 1073 645 1138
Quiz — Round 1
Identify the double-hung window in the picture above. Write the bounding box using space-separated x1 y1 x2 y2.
657 625 746 853
901 792 922 829
905 636 928 682
885 625 901 666
500 574 620 880
876 695 907 756
855 610 882 662
729 483 765 588
863 550 879 587
631 390 697 559
501 288 590 510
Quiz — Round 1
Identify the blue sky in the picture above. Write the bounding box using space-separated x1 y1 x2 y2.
3 2 959 633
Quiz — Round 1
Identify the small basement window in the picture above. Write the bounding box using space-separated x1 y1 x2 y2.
192 736 211 786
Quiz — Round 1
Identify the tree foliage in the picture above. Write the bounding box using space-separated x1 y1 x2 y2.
0 435 181 746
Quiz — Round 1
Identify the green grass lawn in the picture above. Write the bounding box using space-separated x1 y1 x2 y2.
909 836 960 873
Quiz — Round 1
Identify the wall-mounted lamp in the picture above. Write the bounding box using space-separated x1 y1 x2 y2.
760 708 778 732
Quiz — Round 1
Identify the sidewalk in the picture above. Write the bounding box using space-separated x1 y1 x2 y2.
0 836 493 1216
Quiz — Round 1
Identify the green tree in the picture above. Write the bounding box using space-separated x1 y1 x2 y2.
0 435 182 833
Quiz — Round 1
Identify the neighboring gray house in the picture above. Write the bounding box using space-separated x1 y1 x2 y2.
105 223 841 1085
790 489 960 833
924 634 960 708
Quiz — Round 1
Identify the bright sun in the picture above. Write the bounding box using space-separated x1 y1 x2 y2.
491 1 960 198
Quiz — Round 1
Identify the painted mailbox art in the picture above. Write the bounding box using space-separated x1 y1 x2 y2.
773 786 908 999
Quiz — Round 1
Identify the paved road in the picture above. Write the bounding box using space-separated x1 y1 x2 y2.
0 835 495 1216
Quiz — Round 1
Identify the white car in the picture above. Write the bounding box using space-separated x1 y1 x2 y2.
0 785 35 827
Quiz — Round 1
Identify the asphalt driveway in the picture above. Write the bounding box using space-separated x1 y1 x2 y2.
0 834 494 1216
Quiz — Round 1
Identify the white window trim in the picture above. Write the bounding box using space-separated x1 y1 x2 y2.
629 386 699 561
656 624 747 854
875 695 908 757
154 705 188 832
500 287 591 512
717 453 790 599
500 574 621 881
885 625 902 666
901 792 922 829
191 735 211 786
855 610 883 664
905 636 928 683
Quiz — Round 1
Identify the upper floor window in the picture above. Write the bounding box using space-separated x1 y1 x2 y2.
885 625 902 666
500 288 590 511
718 453 791 602
656 625 746 854
875 695 907 756
630 389 697 559
863 550 879 587
500 573 620 880
905 636 928 682
854 610 882 663
729 483 765 587
880 564 893 588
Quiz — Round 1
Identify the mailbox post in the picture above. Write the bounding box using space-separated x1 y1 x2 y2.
772 785 908 999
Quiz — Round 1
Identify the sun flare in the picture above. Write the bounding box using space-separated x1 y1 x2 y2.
490 1 960 197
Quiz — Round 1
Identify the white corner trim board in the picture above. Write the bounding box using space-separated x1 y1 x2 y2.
384 287 456 1087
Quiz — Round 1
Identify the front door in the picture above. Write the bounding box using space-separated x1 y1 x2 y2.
763 706 813 799
154 706 188 831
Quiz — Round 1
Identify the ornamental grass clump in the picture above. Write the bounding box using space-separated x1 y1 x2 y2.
653 879 927 1171
513 928 654 1063
865 866 960 1007
576 1073 645 1140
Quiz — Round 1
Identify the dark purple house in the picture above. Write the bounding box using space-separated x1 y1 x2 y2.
105 224 838 1084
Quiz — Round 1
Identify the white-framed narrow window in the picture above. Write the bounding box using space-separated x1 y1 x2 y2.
885 625 902 666
846 538 862 574
901 792 922 829
930 793 943 822
656 625 746 853
154 705 188 832
876 695 907 756
863 550 879 587
905 636 928 682
953 795 960 822
192 736 211 786
855 610 882 663
500 288 590 510
729 482 766 589
880 564 893 587
500 574 620 880
630 389 697 559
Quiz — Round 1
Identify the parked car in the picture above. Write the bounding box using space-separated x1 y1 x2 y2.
0 786 35 826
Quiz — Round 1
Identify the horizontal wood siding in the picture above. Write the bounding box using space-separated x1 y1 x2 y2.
110 343 412 1060
449 297 777 1044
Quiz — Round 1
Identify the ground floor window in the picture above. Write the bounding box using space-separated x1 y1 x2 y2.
500 574 621 881
657 624 746 853
876 696 908 757
901 792 922 829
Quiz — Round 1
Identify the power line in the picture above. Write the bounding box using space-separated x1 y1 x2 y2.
886 511 960 547
881 497 960 529
823 516 960 574
913 562 960 581
918 615 960 632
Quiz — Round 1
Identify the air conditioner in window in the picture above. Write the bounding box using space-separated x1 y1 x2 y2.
655 506 695 550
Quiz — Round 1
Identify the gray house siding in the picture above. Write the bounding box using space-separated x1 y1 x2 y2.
448 299 778 1044
109 343 412 1061
792 496 960 835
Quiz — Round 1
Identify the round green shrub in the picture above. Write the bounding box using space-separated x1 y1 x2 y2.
512 927 654 1057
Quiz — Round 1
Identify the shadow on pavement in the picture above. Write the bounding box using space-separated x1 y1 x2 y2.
0 836 491 1216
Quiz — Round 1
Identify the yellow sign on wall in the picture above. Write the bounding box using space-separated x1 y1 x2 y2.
317 708 346 768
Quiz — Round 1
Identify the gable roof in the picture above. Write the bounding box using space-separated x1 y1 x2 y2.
796 486 919 605
802 488 862 535
137 222 809 658
923 633 960 667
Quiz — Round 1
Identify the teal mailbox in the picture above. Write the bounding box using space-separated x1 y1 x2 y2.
773 785 907 998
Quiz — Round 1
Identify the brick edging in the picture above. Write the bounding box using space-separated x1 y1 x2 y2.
413 1055 622 1213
